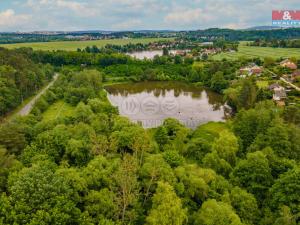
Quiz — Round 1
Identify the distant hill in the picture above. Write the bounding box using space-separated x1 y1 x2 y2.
245 26 282 31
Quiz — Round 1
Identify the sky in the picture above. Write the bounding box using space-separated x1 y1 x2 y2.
0 0 299 32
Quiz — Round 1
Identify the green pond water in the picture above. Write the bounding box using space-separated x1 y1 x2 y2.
105 81 230 128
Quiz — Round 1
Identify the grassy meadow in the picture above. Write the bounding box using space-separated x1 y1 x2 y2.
212 42 300 60
42 100 75 121
0 37 173 51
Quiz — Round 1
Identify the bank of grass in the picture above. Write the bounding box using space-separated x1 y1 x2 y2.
0 38 174 51
256 80 270 88
212 42 300 60
42 100 74 121
192 121 229 142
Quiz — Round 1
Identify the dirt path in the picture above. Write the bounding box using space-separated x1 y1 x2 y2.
17 73 59 116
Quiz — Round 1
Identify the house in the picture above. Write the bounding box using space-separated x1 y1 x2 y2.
251 65 263 75
272 86 287 101
268 83 281 91
239 63 263 76
280 59 297 70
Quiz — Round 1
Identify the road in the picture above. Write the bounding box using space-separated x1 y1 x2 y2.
280 77 300 91
17 73 59 116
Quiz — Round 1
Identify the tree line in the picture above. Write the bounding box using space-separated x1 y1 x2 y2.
249 39 300 48
0 48 54 117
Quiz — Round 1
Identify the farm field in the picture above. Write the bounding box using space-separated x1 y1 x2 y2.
0 37 173 51
212 42 300 60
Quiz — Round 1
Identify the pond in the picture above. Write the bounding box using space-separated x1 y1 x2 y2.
105 81 230 129
127 50 189 60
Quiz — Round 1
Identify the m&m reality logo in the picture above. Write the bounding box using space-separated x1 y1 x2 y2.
272 10 300 26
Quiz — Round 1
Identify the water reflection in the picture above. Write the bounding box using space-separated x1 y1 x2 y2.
105 81 229 128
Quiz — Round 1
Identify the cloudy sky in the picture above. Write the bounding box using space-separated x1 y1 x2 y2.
0 0 299 31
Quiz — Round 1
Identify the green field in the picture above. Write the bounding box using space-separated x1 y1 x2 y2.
212 42 300 60
42 100 74 121
0 37 173 51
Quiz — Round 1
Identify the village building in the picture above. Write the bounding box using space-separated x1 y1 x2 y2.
280 59 297 70
272 86 287 101
239 63 263 77
268 83 281 91
201 48 221 55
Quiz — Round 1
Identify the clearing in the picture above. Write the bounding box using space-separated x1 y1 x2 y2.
42 100 75 121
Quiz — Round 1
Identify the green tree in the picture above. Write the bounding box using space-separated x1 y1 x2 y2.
74 102 93 123
274 206 298 225
210 72 228 93
270 167 300 212
82 155 117 190
65 138 91 166
7 161 81 224
146 182 187 225
140 154 176 205
228 187 259 225
231 151 273 199
162 47 169 56
194 199 243 225
237 79 257 110
0 147 19 192
249 119 292 159
211 131 238 166
233 101 277 151
283 105 300 126
84 189 117 223
203 131 238 177
0 122 26 155
114 154 139 224
154 126 168 147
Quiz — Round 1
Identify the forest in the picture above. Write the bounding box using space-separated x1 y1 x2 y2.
182 28 300 41
0 48 299 225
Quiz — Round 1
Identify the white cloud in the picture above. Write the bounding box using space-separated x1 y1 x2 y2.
26 0 97 17
112 19 142 30
164 7 214 26
55 0 97 17
0 9 31 29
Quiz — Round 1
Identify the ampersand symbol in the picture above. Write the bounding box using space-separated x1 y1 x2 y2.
283 11 292 20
